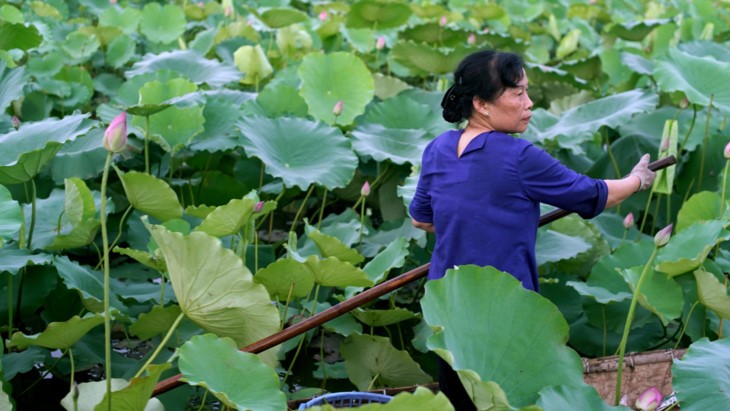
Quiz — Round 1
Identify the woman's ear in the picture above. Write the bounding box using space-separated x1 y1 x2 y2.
472 96 491 117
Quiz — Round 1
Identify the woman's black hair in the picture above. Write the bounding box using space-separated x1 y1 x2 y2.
441 50 525 124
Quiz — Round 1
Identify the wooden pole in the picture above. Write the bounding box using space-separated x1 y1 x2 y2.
152 155 676 397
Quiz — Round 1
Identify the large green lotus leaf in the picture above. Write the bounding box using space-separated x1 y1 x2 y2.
422 265 585 408
307 228 364 265
118 170 182 222
362 237 408 284
61 31 100 62
256 7 308 28
565 282 631 304
551 216 610 275
619 265 684 325
106 34 137 69
48 129 107 185
351 124 430 165
591 213 648 250
130 79 204 152
535 90 658 152
346 0 412 29
672 337 730 411
304 256 373 288
254 258 314 301
0 249 53 275
7 313 104 350
0 184 21 239
115 70 182 107
238 116 357 190
0 21 42 51
189 97 245 152
535 229 591 266
606 19 670 41
139 3 186 44
194 197 256 237
536 385 630 411
352 307 418 327
341 334 432 391
129 305 183 340
0 5 23 24
299 52 374 125
54 255 126 315
178 334 286 411
255 82 309 118
63 177 95 226
60 378 164 411
654 48 730 114
0 113 93 185
694 270 730 319
94 363 169 411
48 217 100 250
126 50 241 88
398 173 418 210
676 191 723 232
373 73 411 100
0 62 24 114
358 93 445 137
391 42 474 76
655 220 730 276
99 6 142 35
400 23 469 47
146 223 280 352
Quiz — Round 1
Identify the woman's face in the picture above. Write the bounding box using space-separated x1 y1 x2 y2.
480 70 533 134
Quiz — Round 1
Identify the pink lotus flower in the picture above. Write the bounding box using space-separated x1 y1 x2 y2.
635 387 662 411
654 224 673 248
333 100 343 117
360 181 370 197
319 11 328 21
439 16 448 26
11 115 20 129
253 201 265 213
375 36 385 50
724 142 730 159
623 212 634 229
467 33 476 45
103 112 127 153
224 5 233 17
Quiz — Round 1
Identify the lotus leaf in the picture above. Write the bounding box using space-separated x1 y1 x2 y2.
190 27 217 54
126 50 241 88
566 282 631 305
233 44 273 85
238 116 357 190
694 270 730 319
61 32 100 63
298 52 374 125
556 29 581 60
362 237 408 284
391 42 474 76
676 191 723 232
194 196 258 237
400 23 469 47
398 173 418 210
373 73 411 100
0 21 42 51
130 305 183 340
590 213 647 249
146 223 280 356
672 337 730 411
49 129 107 184
139 3 186 44
99 6 141 35
351 125 430 166
48 217 100 251
345 0 412 29
535 230 591 266
321 387 456 411
106 35 135 69
0 113 93 185
536 384 630 411
0 184 21 240
607 19 670 41
7 313 104 350
27 51 63 77
314 301 363 336
352 307 418 327
257 7 308 28
0 62 24 114
620 265 684 325
94 363 169 411
654 48 730 114
422 265 584 408
589 241 656 293
307 228 364 265
341 334 432 391
189 97 245 152
178 334 287 411
254 258 315 301
0 249 53 275
117 170 183 222
305 256 372 288
0 4 23 23
60 378 164 411
361 94 446 136
53 255 127 316
655 220 730 276
255 77 309 118
115 70 182 107
277 24 313 59
113 247 166 272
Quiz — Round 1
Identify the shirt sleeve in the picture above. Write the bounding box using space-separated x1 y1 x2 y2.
517 142 608 219
409 149 434 224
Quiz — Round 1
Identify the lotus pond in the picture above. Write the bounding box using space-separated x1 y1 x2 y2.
1 0 730 410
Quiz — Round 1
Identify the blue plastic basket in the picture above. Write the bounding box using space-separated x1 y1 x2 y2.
298 392 392 409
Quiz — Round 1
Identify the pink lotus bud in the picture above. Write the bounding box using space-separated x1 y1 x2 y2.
198 1 204 6
467 33 476 45
253 201 265 213
654 224 673 248
319 11 328 21
439 16 448 26
103 112 127 153
375 36 385 50
224 5 233 17
680 97 689 109
635 387 662 411
623 212 634 229
724 142 730 159
360 181 370 197
11 115 20 129
661 137 670 151
333 100 343 117
619 395 629 406
110 0 117 4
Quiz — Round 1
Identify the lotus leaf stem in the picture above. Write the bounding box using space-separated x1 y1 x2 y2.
144 115 150 174
134 312 185 379
697 95 714 192
7 275 11 331
674 301 700 350
291 185 315 233
614 246 659 405
367 372 380 391
281 283 295 329
359 196 365 252
282 285 321 388
100 152 114 410
637 185 656 237
317 188 328 230
27 179 36 250
196 390 209 411
678 104 698 154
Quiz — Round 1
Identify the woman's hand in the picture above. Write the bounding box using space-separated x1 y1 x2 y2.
629 154 656 191
411 218 435 233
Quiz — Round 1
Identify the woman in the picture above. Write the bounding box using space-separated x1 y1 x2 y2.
408 50 655 410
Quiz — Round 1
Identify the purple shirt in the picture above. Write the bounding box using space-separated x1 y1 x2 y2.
409 130 608 291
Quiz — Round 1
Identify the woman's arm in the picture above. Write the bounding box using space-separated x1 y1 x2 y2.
411 218 435 233
604 176 641 208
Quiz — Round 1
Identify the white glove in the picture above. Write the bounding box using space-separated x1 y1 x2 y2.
630 154 656 191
